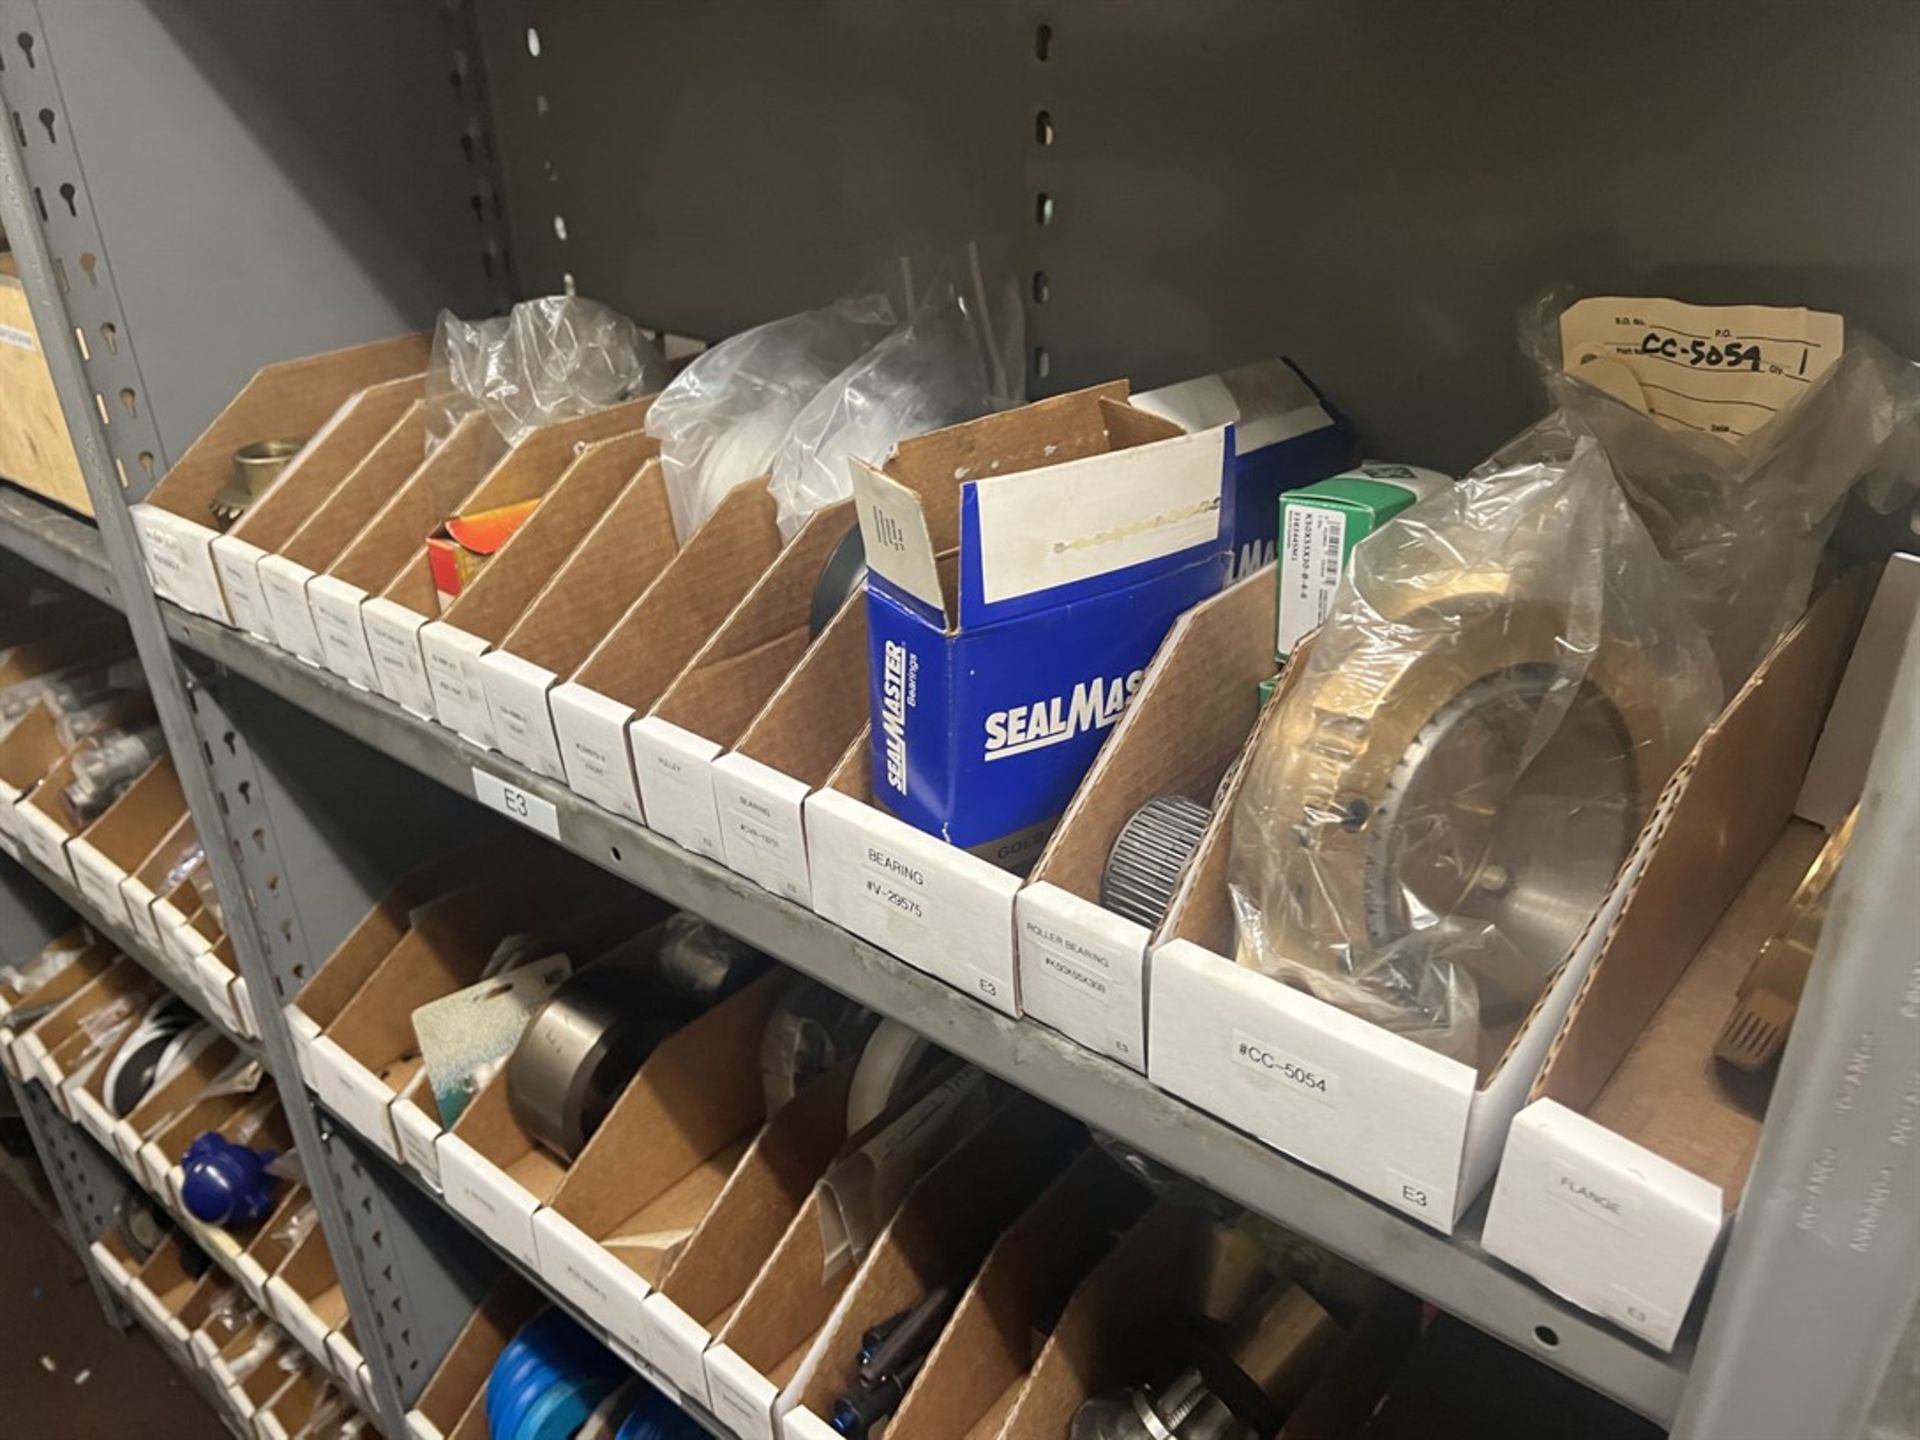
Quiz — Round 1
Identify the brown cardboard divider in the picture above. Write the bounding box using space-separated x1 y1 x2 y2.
278 1224 350 1332
276 401 429 574
319 849 649 1107
149 1076 262 1176
784 1101 1085 1429
73 754 185 871
243 1187 317 1283
135 1228 207 1317
0 607 130 689
257 1367 329 1436
28 957 160 1070
494 458 679 676
176 1268 245 1340
650 1062 859 1343
566 480 783 718
227 375 424 552
292 841 540 1037
411 1276 544 1438
128 814 201 904
436 421 656 639
141 336 429 522
122 1033 244 1149
444 1053 572 1206
0 700 74 797
887 1147 1152 1440
0 928 113 1012
1030 566 1273 906
730 583 869 786
649 499 858 750
544 970 790 1283
348 413 512 597
1534 577 1867 1123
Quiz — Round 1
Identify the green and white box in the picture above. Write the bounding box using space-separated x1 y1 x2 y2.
1275 462 1450 660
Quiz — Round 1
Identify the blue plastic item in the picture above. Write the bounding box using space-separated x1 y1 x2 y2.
179 1132 279 1227
488 1310 627 1440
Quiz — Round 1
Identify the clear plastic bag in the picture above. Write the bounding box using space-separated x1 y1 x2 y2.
767 248 1023 539
425 293 668 453
1230 430 1720 1061
63 721 166 826
647 292 899 541
1525 291 1920 685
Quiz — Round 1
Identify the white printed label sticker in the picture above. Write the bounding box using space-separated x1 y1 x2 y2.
1277 506 1347 657
0 324 35 352
470 767 560 841
1230 1028 1337 1106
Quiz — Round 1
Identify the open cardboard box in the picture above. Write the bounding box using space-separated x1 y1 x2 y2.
777 1103 1084 1440
146 1068 263 1202
1130 595 1877 1232
0 691 149 852
170 1094 297 1283
233 1188 313 1308
287 843 530 1087
254 1368 337 1440
208 1313 285 1409
340 413 510 707
127 1229 206 1362
883 1146 1151 1440
432 955 585 1268
639 1062 859 1406
805 729 1022 1017
308 852 648 1163
260 400 430 663
68 755 185 926
0 926 113 1033
265 1223 349 1367
711 585 870 909
16 955 156 1093
526 969 788 1356
178 1268 248 1370
1483 563 1907 1350
106 1025 240 1175
632 500 858 863
404 1276 542 1440
702 1087 1033 1440
212 374 423 641
1019 566 1273 1071
419 408 656 746
87 1206 147 1300
120 814 201 956
552 480 783 822
481 458 679 780
14 745 87 881
132 335 428 622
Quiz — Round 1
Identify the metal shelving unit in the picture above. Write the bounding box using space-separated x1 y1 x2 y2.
0 5 1914 1439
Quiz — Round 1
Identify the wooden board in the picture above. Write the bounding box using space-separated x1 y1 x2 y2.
0 252 92 516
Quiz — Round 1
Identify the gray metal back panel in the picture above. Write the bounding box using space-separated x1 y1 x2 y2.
480 0 1920 472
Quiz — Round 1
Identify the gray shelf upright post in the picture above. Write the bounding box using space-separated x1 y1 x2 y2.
1673 619 1920 1440
0 6 504 1432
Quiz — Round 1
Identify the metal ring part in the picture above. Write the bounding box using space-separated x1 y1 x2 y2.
810 524 867 639
507 964 674 1162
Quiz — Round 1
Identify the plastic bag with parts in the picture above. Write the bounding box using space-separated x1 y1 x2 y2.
425 293 668 453
767 247 1024 540
1525 291 1920 686
647 291 899 541
1229 429 1721 1062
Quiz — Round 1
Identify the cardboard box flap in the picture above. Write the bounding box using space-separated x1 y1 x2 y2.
145 335 428 521
230 375 424 550
447 1058 569 1199
440 423 655 639
1032 565 1273 903
497 459 679 671
280 402 428 571
734 591 869 784
1536 575 1866 1113
957 407 1225 626
888 1147 1150 1440
851 383 1131 623
129 815 200 897
654 500 857 744
74 756 184 864
0 699 70 793
659 1062 857 1324
414 1277 543 1433
551 969 786 1237
571 480 782 710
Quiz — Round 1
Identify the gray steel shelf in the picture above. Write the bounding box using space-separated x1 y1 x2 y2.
5 841 261 1061
0 483 118 607
163 603 1690 1425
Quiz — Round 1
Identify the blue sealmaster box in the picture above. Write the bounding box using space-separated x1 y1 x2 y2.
851 381 1240 872
1132 358 1354 581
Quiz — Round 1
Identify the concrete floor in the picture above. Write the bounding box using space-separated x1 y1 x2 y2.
0 1155 227 1439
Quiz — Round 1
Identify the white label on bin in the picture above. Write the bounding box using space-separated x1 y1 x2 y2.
1231 1028 1338 1107
1277 506 1346 658
470 767 560 841
0 324 35 352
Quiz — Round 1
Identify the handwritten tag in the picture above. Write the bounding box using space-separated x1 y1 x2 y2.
470 767 560 840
